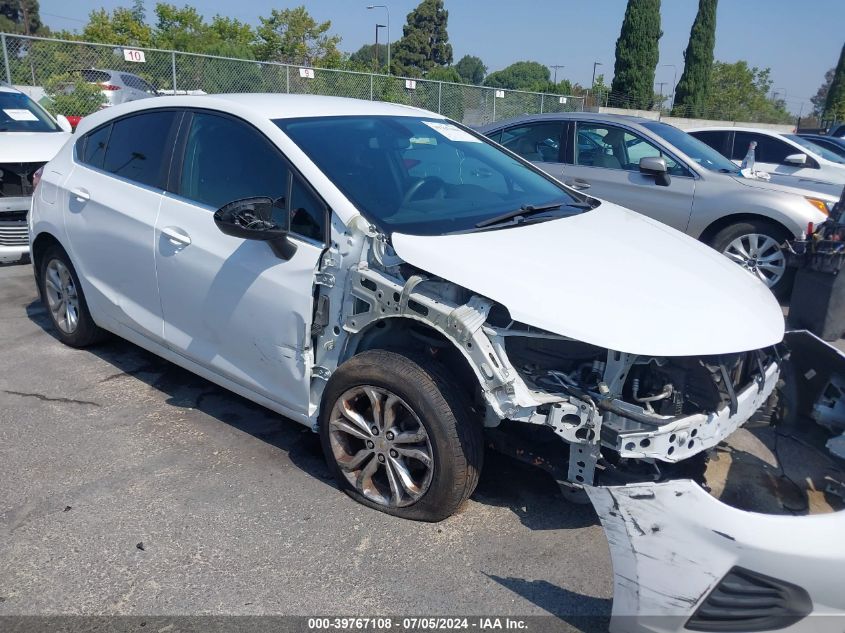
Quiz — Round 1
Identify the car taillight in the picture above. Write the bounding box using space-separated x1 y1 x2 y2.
32 166 44 189
100 83 121 91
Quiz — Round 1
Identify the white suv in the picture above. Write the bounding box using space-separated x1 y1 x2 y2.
1 84 72 263
30 94 786 522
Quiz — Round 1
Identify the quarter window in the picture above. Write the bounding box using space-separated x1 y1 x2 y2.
80 124 111 169
102 111 177 188
498 122 564 162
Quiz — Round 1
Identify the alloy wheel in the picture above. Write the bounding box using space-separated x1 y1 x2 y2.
722 233 786 288
328 386 434 508
44 258 80 334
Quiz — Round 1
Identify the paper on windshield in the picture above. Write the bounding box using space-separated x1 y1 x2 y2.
422 120 481 143
3 108 39 122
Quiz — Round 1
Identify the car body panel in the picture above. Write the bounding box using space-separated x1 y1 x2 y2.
586 480 845 633
391 201 785 357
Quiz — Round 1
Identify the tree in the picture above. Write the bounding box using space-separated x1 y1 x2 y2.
391 0 452 77
704 61 792 123
82 7 154 47
454 54 486 85
426 66 461 83
483 61 549 92
0 0 45 35
609 0 662 109
349 42 390 72
811 68 835 118
824 43 845 121
672 0 718 117
43 72 107 117
254 6 342 67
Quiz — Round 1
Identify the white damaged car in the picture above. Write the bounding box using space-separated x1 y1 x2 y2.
29 95 844 631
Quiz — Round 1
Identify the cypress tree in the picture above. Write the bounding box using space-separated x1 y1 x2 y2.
672 0 718 117
391 0 452 77
824 43 845 121
609 0 662 110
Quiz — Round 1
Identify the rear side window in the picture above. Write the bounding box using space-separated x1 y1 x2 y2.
121 73 155 93
732 132 792 164
691 130 730 156
103 111 177 188
499 122 564 162
80 69 111 83
80 124 111 169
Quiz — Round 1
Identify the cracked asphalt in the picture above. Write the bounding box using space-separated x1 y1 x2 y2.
2 261 842 632
0 263 613 631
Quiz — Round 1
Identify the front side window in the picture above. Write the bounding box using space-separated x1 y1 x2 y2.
644 122 738 174
102 111 177 188
732 132 793 164
179 112 325 241
276 116 581 236
575 123 685 175
498 122 564 163
0 91 61 133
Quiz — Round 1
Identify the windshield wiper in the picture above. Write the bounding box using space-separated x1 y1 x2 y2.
475 200 584 229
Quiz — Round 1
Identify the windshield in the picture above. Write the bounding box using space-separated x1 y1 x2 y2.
275 115 584 235
786 135 845 164
0 91 61 133
642 121 740 174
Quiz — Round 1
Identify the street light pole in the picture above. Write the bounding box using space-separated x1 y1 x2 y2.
367 5 390 74
591 61 602 88
374 24 386 72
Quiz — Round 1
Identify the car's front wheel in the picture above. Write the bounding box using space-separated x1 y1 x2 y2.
319 349 483 522
709 220 794 300
39 244 105 347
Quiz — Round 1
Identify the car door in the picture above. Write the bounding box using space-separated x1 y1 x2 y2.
494 120 568 175
63 110 180 342
561 121 696 232
154 110 326 415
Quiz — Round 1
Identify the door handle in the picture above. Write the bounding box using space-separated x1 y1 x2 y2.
161 226 192 246
565 179 591 190
70 187 90 202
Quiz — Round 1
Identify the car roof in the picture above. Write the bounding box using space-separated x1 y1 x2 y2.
686 126 795 136
478 111 659 132
74 93 443 135
0 83 23 94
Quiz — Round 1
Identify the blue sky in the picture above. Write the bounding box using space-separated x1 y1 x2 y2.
38 0 845 114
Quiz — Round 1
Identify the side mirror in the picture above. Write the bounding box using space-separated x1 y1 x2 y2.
55 114 73 133
783 153 808 166
639 156 671 186
213 196 296 260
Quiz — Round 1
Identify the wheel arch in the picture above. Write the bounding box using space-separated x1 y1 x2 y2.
698 213 794 247
30 232 66 298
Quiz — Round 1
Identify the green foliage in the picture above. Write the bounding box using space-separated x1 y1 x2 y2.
824 43 845 121
82 7 154 47
349 42 390 72
609 0 662 109
704 61 792 123
426 66 461 83
672 0 718 117
483 61 549 92
254 6 342 67
454 55 486 85
0 0 45 35
43 73 107 117
812 68 835 118
391 0 452 77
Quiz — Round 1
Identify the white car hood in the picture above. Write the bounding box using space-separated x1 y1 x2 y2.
391 202 785 357
0 131 71 163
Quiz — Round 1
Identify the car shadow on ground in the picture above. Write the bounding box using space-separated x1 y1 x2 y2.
25 298 593 532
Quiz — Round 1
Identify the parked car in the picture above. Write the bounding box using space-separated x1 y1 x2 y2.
1 83 72 264
688 126 845 185
480 113 834 297
72 68 159 107
798 133 845 161
32 94 787 523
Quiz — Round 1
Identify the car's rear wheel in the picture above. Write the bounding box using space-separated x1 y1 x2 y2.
709 220 794 300
39 244 105 347
319 349 483 522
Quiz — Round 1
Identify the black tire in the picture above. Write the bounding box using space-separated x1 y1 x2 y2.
38 244 106 348
708 219 795 301
319 349 483 522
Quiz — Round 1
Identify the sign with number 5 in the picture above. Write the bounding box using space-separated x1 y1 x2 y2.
123 49 146 63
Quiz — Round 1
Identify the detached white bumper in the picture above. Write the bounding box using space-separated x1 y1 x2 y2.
586 480 845 633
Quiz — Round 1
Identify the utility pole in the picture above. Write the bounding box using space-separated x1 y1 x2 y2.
661 64 677 108
549 64 565 85
656 82 667 110
367 5 390 74
591 61 603 88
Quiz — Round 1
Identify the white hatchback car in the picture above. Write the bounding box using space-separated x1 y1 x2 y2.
1 84 72 263
689 126 845 185
30 94 845 630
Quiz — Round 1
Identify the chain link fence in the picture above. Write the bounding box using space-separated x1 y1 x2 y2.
1 33 584 126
